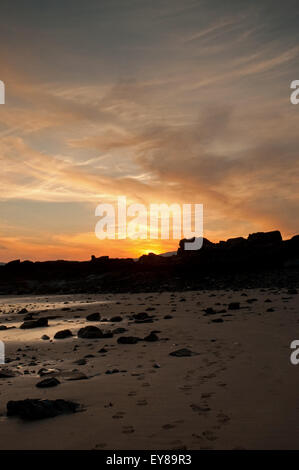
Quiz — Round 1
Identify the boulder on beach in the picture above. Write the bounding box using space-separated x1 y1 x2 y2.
20 318 48 329
36 377 60 388
133 312 149 320
38 367 60 377
144 331 159 342
54 329 73 339
110 316 123 322
7 399 80 420
17 308 28 315
112 327 127 334
65 372 88 381
24 314 33 321
203 307 217 316
228 302 240 310
117 336 141 344
169 348 199 357
86 312 101 321
78 326 104 339
0 369 16 378
133 312 153 323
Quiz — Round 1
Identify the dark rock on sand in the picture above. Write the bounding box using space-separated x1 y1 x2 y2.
18 308 28 314
228 302 240 310
54 329 73 339
20 318 48 329
78 326 104 339
133 312 150 320
41 335 50 340
144 331 159 342
86 312 101 321
7 399 80 420
105 369 120 374
65 372 88 381
73 358 87 365
133 312 153 323
112 327 127 334
24 314 33 321
203 307 217 316
0 369 15 378
102 331 114 338
38 367 60 377
110 316 123 322
117 336 141 344
36 377 60 388
169 348 199 357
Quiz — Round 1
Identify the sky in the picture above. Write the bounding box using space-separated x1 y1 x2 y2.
0 0 299 261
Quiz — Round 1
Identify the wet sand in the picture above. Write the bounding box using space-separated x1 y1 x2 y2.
0 288 298 450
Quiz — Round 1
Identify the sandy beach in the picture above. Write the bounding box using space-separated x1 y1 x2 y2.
0 288 298 450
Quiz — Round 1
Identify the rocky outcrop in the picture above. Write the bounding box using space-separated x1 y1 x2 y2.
0 230 298 294
247 230 282 244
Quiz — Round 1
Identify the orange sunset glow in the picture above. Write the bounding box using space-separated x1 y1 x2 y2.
1 1 298 262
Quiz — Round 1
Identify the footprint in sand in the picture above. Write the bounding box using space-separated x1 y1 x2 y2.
112 411 125 419
136 399 148 406
122 426 135 434
180 384 192 391
141 382 150 387
162 423 176 430
190 403 211 413
202 430 218 441
170 443 188 450
217 382 227 387
217 412 230 424
169 439 183 446
95 443 107 448
128 391 137 396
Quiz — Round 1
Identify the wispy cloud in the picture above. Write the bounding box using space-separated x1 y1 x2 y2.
1 0 298 261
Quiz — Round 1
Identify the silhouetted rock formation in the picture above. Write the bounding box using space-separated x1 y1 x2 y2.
0 230 298 294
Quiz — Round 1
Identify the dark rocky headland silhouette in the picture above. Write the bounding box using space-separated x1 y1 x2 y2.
1 230 298 295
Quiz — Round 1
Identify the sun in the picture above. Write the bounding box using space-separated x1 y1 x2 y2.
143 249 156 255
